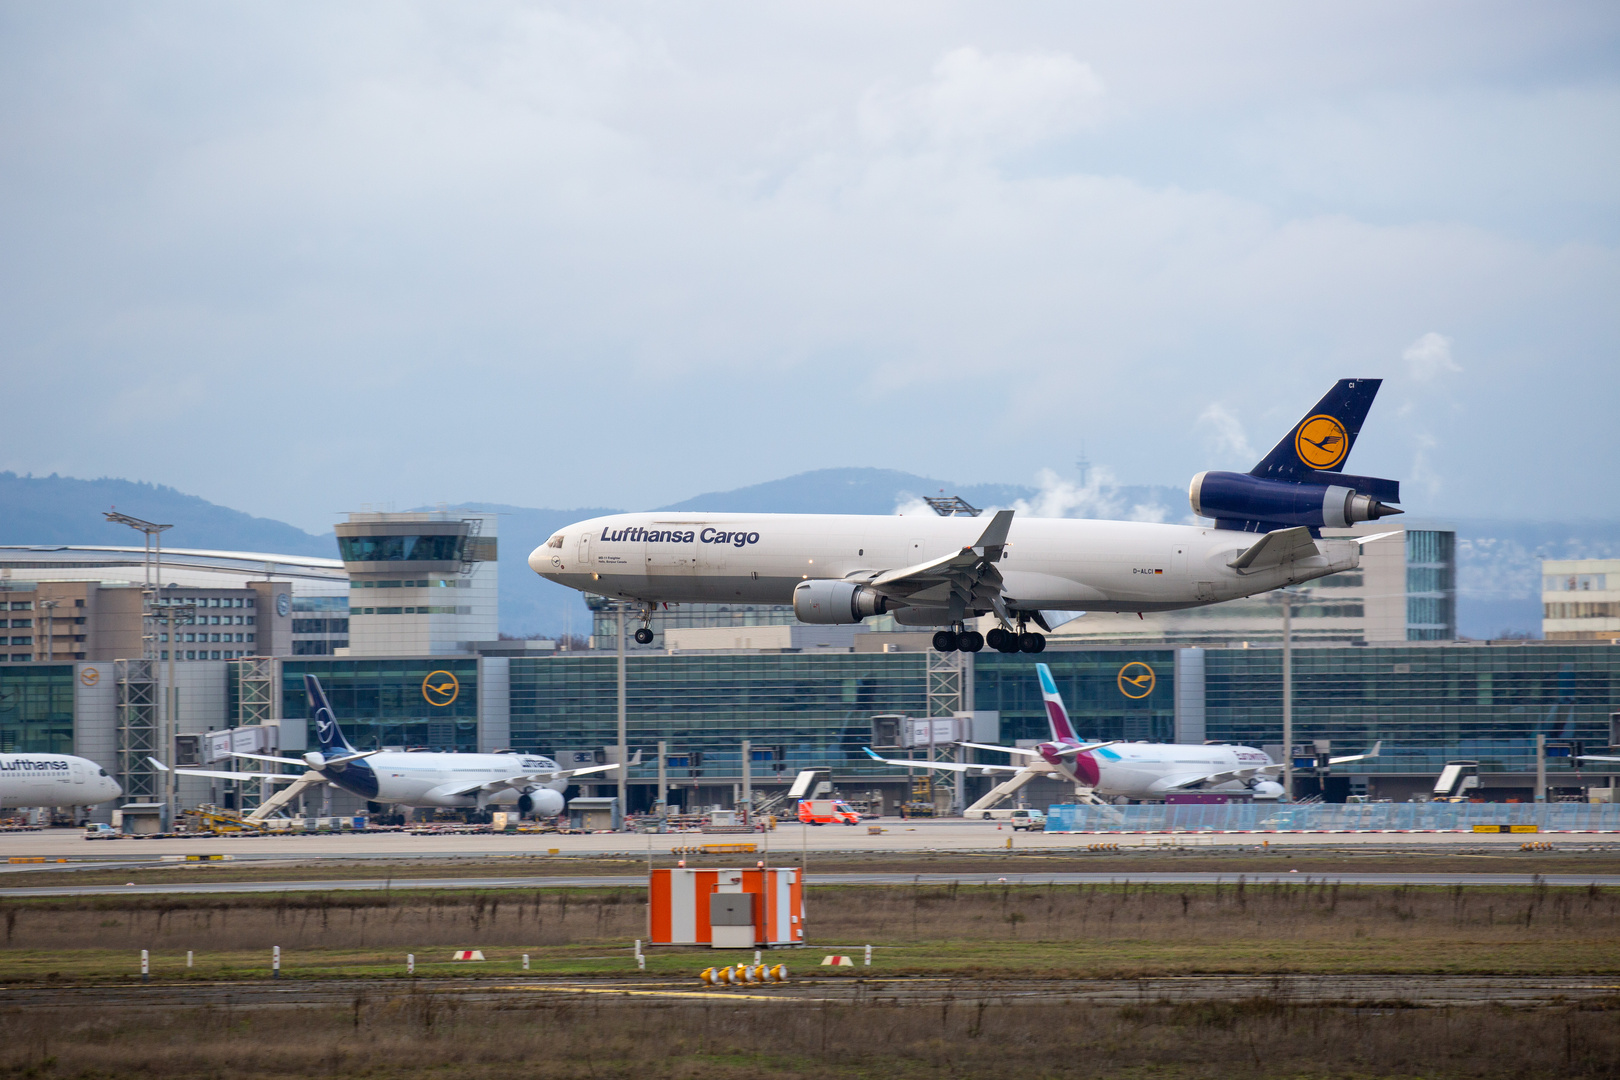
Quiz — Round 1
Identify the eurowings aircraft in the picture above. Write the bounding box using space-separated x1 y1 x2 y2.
530 379 1403 652
0 754 122 809
864 663 1379 804
156 675 630 821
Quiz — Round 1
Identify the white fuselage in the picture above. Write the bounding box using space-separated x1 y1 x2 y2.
0 754 123 808
529 513 1357 620
1070 743 1281 801
325 751 567 809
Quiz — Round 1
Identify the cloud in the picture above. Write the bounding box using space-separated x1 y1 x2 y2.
1403 331 1462 381
857 46 1106 152
1196 403 1257 465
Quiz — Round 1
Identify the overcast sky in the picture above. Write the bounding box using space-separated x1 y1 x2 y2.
1 2 1616 533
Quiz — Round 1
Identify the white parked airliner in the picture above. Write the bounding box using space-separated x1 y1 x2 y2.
156 675 630 822
864 663 1379 805
530 380 1403 652
0 754 122 809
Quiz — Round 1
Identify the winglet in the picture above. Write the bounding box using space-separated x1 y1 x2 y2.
146 756 169 772
972 509 1014 560
862 747 883 761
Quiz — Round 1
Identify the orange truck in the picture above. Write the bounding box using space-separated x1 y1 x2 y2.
797 799 861 825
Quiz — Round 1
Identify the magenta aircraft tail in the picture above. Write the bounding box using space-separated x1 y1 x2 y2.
1035 663 1078 742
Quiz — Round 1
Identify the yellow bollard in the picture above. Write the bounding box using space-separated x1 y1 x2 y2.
699 967 716 985
770 963 788 982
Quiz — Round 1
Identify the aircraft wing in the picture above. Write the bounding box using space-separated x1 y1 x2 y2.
857 510 1013 614
1228 526 1318 573
427 752 643 799
956 741 1041 757
1161 764 1281 790
228 752 309 766
1578 755 1620 763
1328 741 1382 765
148 758 309 783
861 748 1027 774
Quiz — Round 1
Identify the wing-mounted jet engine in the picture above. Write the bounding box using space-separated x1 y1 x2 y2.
1188 379 1402 535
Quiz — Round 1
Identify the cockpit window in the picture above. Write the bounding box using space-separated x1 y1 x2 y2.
546 534 565 549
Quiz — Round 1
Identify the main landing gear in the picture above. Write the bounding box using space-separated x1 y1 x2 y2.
933 626 1044 653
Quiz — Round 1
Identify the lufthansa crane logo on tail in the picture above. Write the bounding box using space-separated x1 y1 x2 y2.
1117 662 1156 699
1295 414 1349 469
422 671 460 707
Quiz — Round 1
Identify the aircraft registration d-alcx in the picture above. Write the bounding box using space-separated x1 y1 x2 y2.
863 663 1380 805
156 675 633 821
531 379 1403 652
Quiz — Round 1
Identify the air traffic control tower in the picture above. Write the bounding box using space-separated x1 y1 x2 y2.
335 511 498 656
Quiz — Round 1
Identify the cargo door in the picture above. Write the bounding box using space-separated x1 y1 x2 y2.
71 760 86 786
644 526 699 588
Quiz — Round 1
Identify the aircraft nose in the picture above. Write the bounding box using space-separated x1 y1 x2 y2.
527 544 553 576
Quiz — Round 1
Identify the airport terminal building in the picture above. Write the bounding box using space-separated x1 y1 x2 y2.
1 518 1617 818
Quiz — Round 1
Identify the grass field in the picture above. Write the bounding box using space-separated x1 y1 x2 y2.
1 990 1616 1078
0 879 1615 982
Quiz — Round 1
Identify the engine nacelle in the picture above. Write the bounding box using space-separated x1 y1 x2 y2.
792 579 889 624
518 787 565 818
1249 780 1285 800
1190 471 1401 531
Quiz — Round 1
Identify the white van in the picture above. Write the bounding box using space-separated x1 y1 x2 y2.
976 808 1046 830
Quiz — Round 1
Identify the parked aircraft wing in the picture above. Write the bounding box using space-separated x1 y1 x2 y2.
1160 764 1280 790
148 758 308 783
427 752 643 799
1329 741 1382 765
1228 526 1318 572
1041 740 1118 758
1578 754 1620 763
228 751 308 766
955 741 1041 757
860 747 1026 773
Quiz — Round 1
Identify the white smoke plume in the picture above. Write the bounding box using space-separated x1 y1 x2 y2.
1403 332 1462 382
1196 403 1256 465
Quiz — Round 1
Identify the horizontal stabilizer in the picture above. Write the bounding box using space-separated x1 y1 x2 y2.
1228 527 1318 572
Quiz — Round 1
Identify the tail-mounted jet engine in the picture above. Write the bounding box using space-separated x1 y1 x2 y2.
1190 471 1402 533
517 788 565 818
792 579 889 624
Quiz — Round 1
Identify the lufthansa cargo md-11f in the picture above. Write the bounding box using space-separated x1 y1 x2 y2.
531 380 1403 652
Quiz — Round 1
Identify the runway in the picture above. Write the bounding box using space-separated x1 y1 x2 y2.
3 973 1616 1010
4 869 1617 898
5 820 1612 862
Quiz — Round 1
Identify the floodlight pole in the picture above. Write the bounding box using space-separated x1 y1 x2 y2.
38 600 58 662
617 603 628 822
104 512 174 826
1282 593 1293 802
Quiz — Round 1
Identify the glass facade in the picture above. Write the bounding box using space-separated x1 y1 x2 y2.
1204 644 1620 773
509 654 927 779
337 535 464 563
588 594 797 649
280 659 480 752
973 651 1178 744
0 664 74 753
1406 530 1456 640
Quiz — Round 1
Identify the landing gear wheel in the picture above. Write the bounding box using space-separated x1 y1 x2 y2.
633 627 654 645
986 627 1007 650
1018 632 1046 653
932 630 959 652
958 630 984 653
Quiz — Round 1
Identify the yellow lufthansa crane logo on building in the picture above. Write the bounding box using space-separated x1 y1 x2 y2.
1294 414 1349 469
422 671 459 707
1117 662 1156 699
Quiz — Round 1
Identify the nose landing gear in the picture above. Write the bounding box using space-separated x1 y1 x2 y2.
632 626 654 645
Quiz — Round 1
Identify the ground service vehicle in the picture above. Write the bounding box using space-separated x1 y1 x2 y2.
1009 809 1046 831
798 799 861 825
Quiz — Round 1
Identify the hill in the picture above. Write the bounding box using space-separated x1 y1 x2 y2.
0 472 332 557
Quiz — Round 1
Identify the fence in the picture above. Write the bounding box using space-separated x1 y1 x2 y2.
1044 802 1620 833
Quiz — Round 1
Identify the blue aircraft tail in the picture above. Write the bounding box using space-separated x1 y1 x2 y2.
306 675 356 755
1189 379 1402 535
